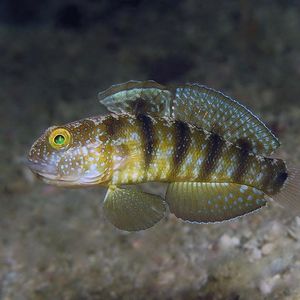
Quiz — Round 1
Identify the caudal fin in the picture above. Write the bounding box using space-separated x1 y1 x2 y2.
272 168 300 215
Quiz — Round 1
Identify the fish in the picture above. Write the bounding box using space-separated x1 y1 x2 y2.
27 80 300 231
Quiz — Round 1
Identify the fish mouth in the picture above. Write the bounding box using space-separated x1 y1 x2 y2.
26 159 57 176
26 158 80 186
26 158 103 187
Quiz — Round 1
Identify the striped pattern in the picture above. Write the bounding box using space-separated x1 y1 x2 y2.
99 80 280 156
232 139 252 182
104 114 288 196
172 120 191 174
136 113 156 170
201 133 225 181
103 114 124 138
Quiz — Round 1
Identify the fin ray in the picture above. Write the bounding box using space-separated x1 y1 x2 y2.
103 185 167 231
99 80 173 116
166 182 267 223
174 84 279 155
271 168 300 215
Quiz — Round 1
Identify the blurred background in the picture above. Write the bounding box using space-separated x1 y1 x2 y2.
1 0 300 299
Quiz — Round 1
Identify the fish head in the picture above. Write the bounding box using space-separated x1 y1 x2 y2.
27 118 111 186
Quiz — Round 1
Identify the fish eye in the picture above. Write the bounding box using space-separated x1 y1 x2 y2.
49 128 71 150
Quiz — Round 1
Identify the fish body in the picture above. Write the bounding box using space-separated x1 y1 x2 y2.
27 81 300 231
97 114 286 197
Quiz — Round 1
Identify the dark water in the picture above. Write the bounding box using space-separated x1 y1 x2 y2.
1 1 300 299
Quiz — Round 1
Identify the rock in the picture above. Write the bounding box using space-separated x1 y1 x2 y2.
263 222 284 242
259 274 281 295
157 271 176 286
261 243 274 256
218 234 240 251
249 248 262 262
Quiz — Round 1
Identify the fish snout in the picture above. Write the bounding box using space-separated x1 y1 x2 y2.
26 157 58 177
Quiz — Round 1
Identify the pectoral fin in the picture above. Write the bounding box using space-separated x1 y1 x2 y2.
166 182 267 223
103 185 167 231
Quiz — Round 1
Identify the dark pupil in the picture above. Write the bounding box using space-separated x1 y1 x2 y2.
54 134 65 145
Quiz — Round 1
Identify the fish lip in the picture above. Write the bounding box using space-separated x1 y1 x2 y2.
26 158 101 186
39 176 80 186
26 158 58 176
26 157 81 185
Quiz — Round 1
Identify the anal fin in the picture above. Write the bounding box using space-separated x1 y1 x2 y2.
103 185 167 231
166 182 267 223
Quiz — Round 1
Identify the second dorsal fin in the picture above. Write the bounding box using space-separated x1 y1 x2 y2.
99 81 280 155
173 84 279 155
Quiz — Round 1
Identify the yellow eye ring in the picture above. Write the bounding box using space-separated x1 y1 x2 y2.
49 128 72 150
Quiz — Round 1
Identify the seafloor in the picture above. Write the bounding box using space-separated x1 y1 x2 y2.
1 1 300 299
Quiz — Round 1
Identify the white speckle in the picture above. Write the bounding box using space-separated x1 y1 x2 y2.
254 189 263 195
131 132 139 140
113 155 122 161
129 170 139 181
257 173 264 181
82 147 88 156
90 164 97 170
196 157 203 165
257 156 265 162
240 185 248 193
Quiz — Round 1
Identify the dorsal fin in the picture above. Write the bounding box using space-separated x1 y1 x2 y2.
98 80 173 116
99 81 280 155
173 84 280 155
